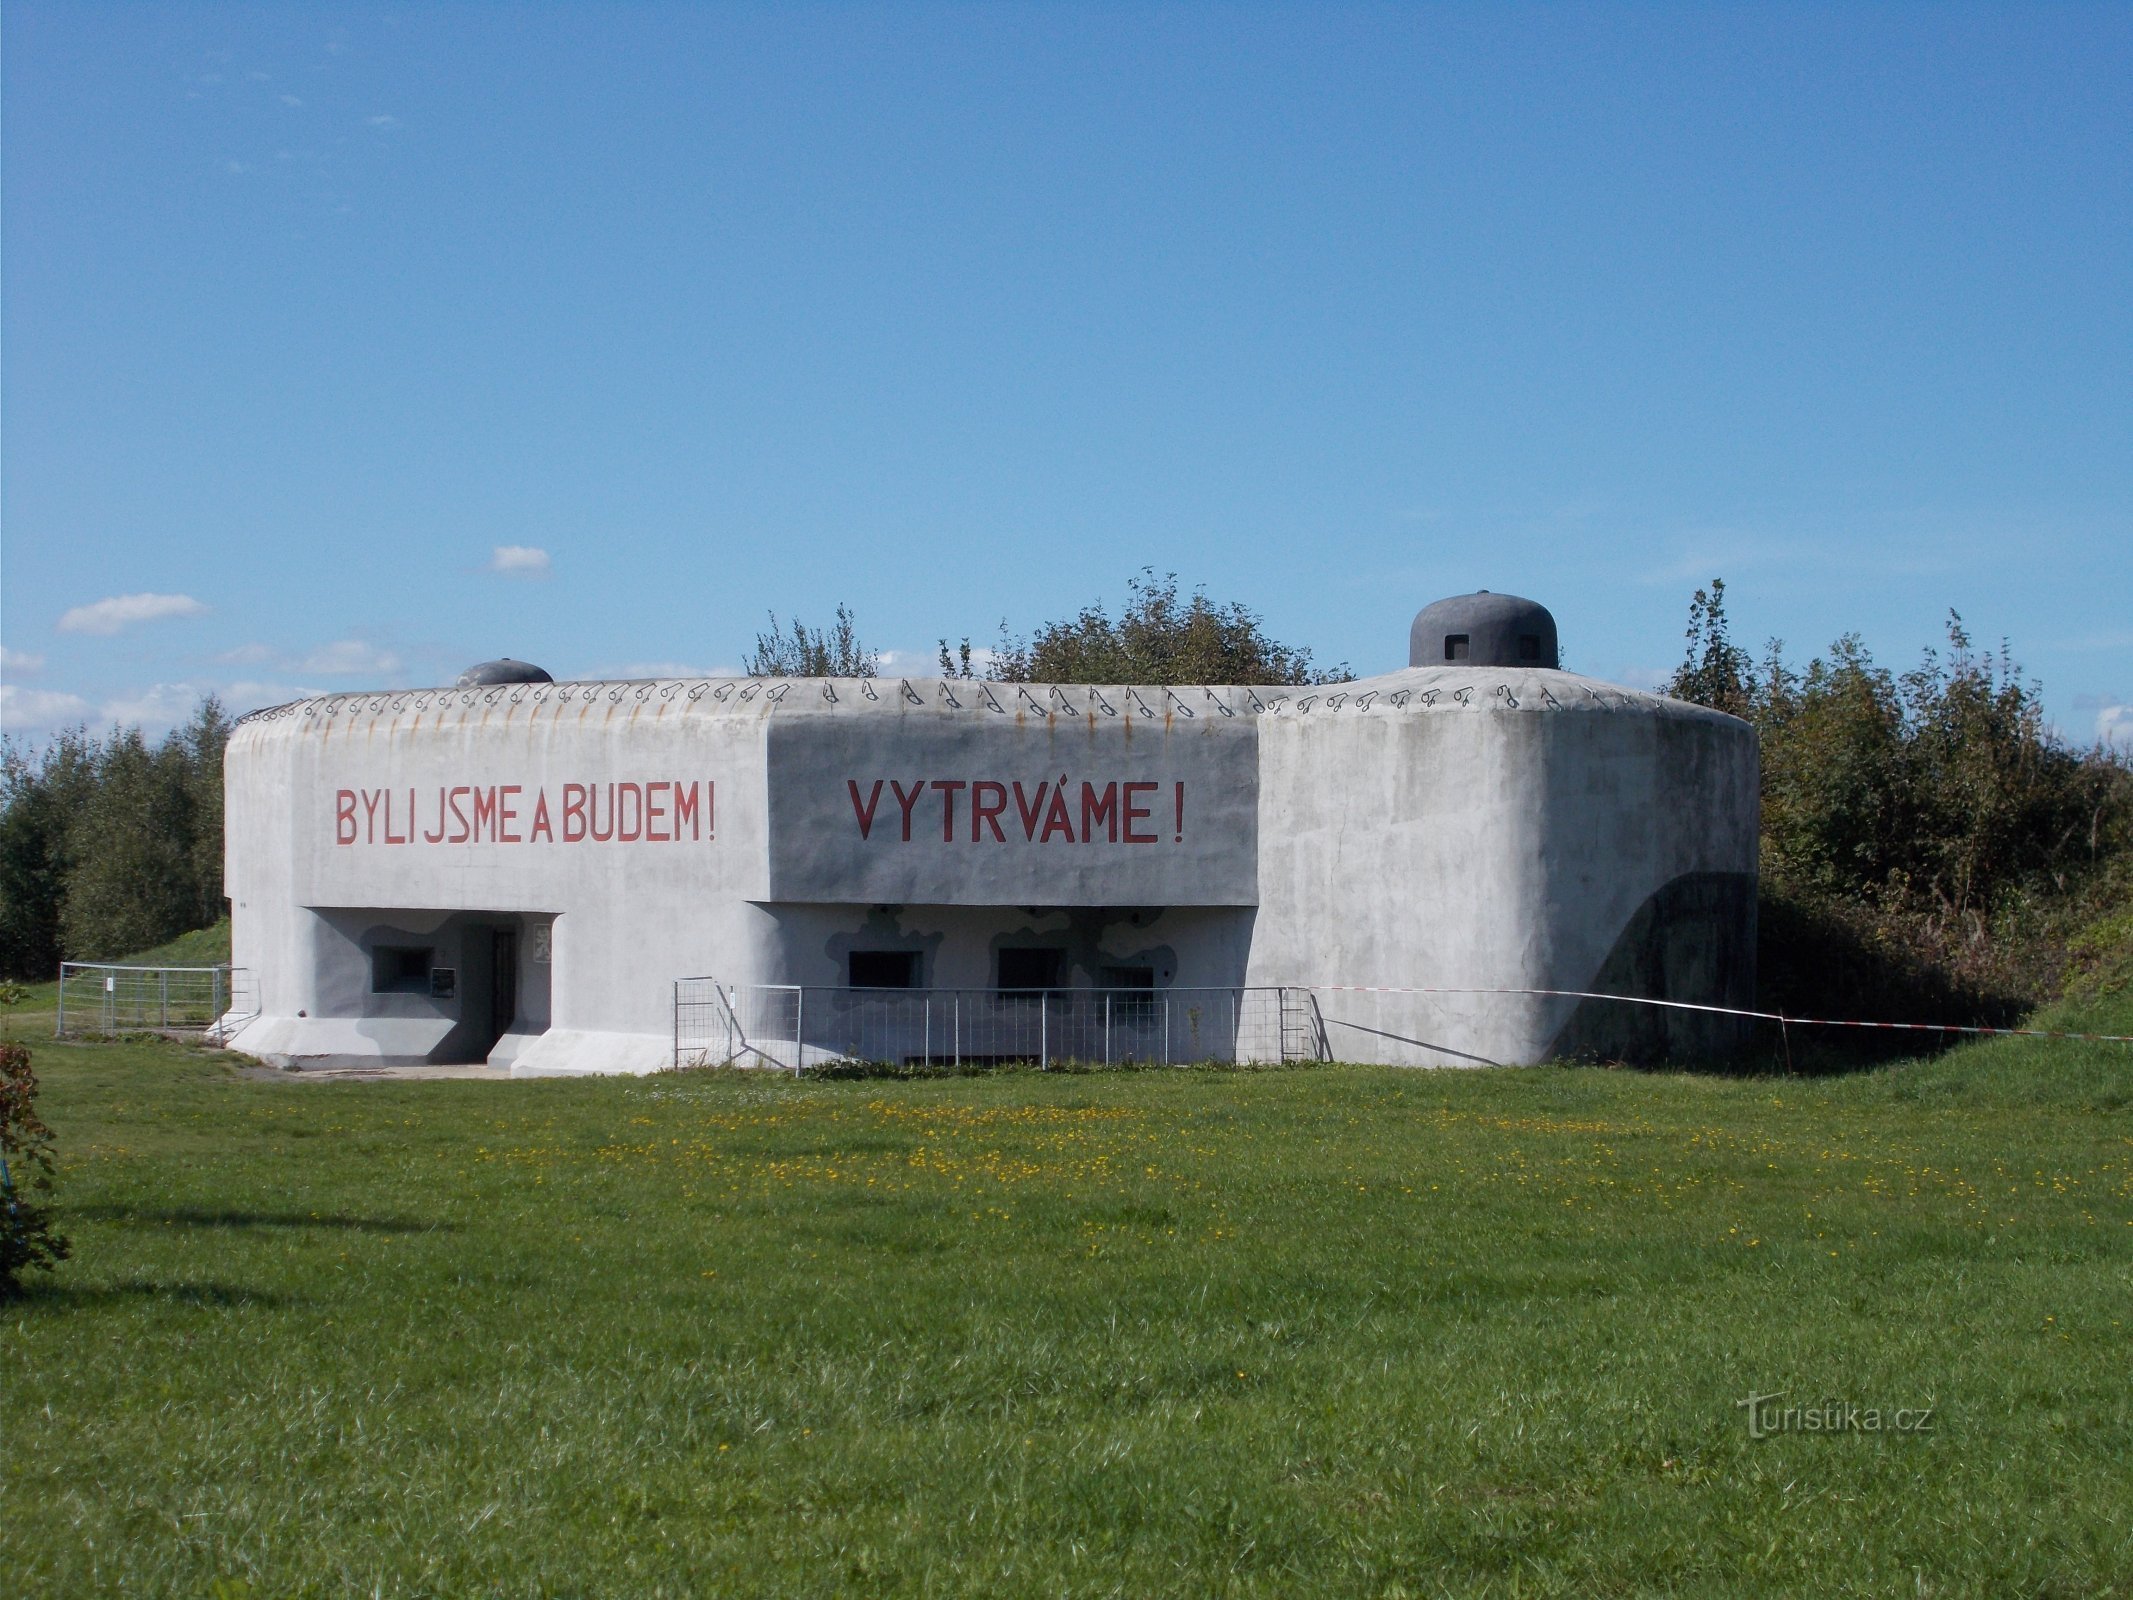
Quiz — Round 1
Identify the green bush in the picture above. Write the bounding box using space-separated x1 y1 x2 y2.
1670 581 2133 1024
0 1040 69 1294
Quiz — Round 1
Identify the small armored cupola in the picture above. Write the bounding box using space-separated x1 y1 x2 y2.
1408 591 1559 670
455 659 554 688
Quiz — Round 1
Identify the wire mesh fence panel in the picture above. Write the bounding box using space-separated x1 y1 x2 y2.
56 964 235 1037
206 968 261 1044
674 982 1300 1070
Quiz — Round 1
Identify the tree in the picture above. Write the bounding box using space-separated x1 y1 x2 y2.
59 728 199 959
176 698 231 931
745 605 879 678
985 570 1350 686
0 698 231 976
1666 578 1755 717
0 729 97 980
1665 579 2133 1020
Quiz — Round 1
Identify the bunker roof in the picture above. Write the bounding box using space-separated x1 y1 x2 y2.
231 662 1725 736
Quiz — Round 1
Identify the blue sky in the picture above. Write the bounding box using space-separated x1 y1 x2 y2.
4 3 2128 746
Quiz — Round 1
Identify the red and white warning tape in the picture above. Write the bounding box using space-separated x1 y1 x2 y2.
1309 985 2133 1045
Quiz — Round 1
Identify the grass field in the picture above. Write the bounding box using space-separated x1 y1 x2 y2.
4 990 2131 1596
1 917 233 1039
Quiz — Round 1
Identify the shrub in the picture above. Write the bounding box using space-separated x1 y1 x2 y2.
987 569 1350 686
745 605 879 678
1669 581 2133 1020
0 1040 70 1295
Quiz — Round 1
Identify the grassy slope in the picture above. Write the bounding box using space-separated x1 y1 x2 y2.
2 917 232 1035
4 992 2130 1597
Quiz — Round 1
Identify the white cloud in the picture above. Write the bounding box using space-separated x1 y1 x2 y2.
297 639 403 676
98 683 211 732
1 645 46 675
593 661 740 681
2066 630 2133 652
2 675 332 737
218 642 277 666
368 113 399 128
280 93 304 107
0 684 92 732
222 681 326 713
487 545 551 577
58 592 209 636
2098 704 2133 752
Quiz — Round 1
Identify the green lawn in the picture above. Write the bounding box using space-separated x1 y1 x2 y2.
4 1000 2131 1596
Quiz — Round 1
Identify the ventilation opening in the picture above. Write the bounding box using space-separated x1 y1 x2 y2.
998 948 1065 991
848 951 920 989
1444 634 1470 661
1518 634 1541 662
1099 965 1156 989
372 946 434 994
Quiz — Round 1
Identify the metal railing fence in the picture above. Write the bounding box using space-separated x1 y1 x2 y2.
671 981 1728 1071
56 963 255 1040
675 981 1309 1071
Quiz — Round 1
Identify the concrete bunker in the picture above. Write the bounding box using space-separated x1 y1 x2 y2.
223 594 1757 1073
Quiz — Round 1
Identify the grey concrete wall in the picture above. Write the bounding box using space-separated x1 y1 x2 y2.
764 689 1258 906
756 903 1254 990
1249 669 1758 1064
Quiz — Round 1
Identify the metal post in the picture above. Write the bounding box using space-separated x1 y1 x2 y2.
1164 996 1171 1065
795 987 805 1075
55 967 65 1039
1040 995 1048 1071
160 970 169 1028
1105 992 1112 1064
1230 990 1239 1065
672 980 680 1069
923 994 931 1067
954 992 961 1068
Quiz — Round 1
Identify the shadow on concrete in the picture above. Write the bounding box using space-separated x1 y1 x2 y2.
1548 873 2036 1074
1315 1015 1505 1066
1549 871 1759 1067
1754 888 2029 1068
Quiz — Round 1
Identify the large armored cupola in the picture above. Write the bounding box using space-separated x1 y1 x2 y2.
456 659 554 687
1408 592 1559 669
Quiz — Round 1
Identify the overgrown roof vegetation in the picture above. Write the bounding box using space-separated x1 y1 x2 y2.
980 570 1352 687
746 571 1351 687
744 604 881 679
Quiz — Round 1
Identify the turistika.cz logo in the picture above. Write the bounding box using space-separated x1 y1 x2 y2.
1736 1390 1936 1439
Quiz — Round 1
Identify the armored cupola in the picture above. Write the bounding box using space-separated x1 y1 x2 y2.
1408 592 1559 669
455 659 554 688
